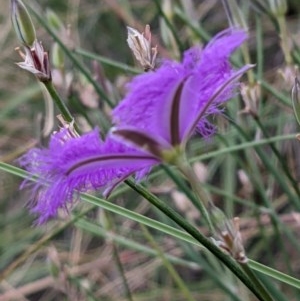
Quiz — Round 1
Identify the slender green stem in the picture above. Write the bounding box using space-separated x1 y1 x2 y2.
76 219 199 269
241 43 255 85
255 15 264 83
29 7 114 108
253 115 300 199
191 133 296 162
153 0 185 55
231 120 300 210
74 48 140 74
173 6 210 42
277 14 292 65
140 224 196 301
175 158 214 234
76 219 244 301
259 80 291 107
249 259 300 290
1 162 300 293
43 81 76 125
240 263 274 301
124 179 270 301
161 164 213 232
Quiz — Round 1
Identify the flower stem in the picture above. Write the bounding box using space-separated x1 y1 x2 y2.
277 14 292 65
240 262 274 301
124 179 270 301
43 81 79 132
175 158 214 234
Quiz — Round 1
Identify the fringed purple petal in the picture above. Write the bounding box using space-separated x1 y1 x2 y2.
112 28 248 146
182 64 254 142
19 128 157 223
112 60 185 136
202 28 247 62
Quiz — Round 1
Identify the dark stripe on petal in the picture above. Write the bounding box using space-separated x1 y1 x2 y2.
65 153 157 176
170 80 185 146
182 64 254 144
112 127 169 158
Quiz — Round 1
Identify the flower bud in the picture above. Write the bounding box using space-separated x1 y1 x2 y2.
269 0 287 16
11 0 36 47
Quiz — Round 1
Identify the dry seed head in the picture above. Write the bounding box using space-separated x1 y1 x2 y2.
16 40 52 82
216 217 247 263
127 25 157 71
56 115 79 140
211 206 247 263
240 82 261 117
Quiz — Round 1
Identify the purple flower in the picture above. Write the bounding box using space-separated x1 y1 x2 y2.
20 28 250 223
20 127 157 223
112 29 252 157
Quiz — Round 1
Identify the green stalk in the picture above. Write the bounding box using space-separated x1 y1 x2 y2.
43 81 76 126
174 159 214 234
241 43 255 85
255 15 264 83
153 0 185 54
161 164 213 233
249 259 300 290
277 14 292 65
228 118 299 208
240 263 274 301
124 179 271 301
29 7 114 108
253 115 300 200
74 48 140 75
1 162 300 293
191 133 296 162
0 160 271 300
174 6 210 42
76 218 199 269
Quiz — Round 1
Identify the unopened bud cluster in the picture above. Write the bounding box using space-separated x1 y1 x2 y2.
240 82 261 117
11 0 51 82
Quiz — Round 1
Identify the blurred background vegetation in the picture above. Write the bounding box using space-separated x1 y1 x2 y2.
2 0 300 300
